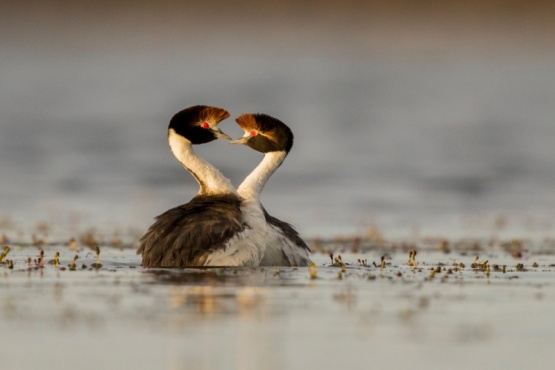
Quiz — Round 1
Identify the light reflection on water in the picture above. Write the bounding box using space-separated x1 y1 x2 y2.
2 246 555 369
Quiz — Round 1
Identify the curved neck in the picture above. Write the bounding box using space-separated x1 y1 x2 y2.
168 129 236 195
238 151 287 201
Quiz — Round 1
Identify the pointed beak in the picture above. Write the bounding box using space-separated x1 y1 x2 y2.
230 136 249 145
211 127 232 141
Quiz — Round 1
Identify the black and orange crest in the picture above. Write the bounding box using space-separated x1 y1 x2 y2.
235 113 259 131
200 106 230 125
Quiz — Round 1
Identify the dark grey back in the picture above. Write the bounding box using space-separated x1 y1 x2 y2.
138 194 246 267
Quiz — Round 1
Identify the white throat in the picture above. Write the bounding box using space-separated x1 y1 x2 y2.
238 151 287 201
168 129 237 195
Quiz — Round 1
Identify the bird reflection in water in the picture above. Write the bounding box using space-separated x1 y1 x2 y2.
144 268 267 315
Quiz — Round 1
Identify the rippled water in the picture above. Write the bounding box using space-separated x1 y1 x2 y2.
2 242 555 370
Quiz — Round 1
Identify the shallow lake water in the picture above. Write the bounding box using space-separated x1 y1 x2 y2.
2 3 555 369
2 236 555 370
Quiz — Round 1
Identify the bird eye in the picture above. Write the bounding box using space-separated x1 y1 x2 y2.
250 130 257 136
201 122 209 129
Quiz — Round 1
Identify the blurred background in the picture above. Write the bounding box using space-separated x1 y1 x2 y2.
1 1 555 239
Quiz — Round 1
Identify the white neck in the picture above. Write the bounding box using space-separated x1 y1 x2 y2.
238 151 287 201
168 129 237 195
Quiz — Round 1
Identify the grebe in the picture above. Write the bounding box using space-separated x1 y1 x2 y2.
138 105 267 267
231 113 311 266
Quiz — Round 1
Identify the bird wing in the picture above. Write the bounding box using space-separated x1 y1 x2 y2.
138 194 246 267
263 207 311 266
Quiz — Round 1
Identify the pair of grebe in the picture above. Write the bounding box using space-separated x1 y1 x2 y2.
137 105 311 267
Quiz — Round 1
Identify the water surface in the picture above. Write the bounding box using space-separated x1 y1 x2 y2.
2 241 555 370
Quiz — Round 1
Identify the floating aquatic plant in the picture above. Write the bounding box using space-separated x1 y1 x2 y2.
356 259 368 267
308 263 317 279
429 265 441 279
372 256 388 270
0 246 10 263
330 254 343 267
48 252 60 267
407 250 418 267
68 255 79 271
471 256 489 271
91 246 102 269
38 250 44 268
